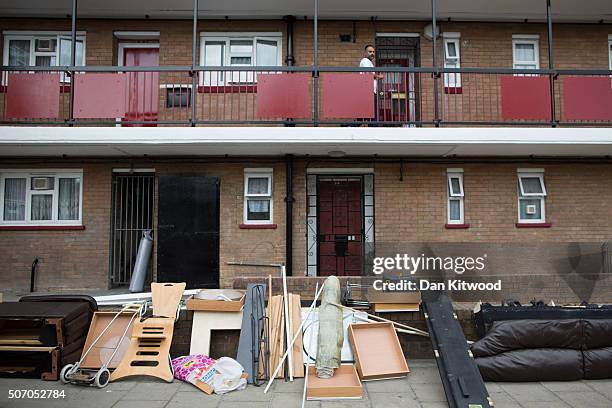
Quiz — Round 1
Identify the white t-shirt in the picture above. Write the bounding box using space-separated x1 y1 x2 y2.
359 57 377 93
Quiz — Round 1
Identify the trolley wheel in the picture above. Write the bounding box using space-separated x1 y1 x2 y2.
94 368 111 388
60 364 74 384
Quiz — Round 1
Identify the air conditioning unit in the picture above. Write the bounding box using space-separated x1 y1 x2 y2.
525 204 537 215
31 177 54 190
35 39 53 52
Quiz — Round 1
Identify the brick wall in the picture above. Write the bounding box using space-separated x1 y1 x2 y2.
1 159 611 302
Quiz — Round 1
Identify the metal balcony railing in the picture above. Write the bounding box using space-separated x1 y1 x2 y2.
1 66 611 127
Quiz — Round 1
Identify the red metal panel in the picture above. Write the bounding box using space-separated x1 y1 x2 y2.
73 74 127 118
563 77 612 121
256 73 311 119
321 73 374 119
501 76 551 121
6 73 60 119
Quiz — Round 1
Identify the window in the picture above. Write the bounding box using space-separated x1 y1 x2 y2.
0 170 83 226
447 169 464 224
243 169 273 224
3 32 86 67
517 169 546 223
443 33 461 88
165 85 191 108
200 33 282 85
512 35 539 71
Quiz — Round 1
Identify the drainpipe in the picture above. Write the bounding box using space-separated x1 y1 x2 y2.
285 154 294 276
284 15 296 66
546 0 556 127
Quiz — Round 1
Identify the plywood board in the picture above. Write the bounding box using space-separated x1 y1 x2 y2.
80 311 135 369
152 282 186 318
348 322 409 380
372 303 420 313
189 310 243 356
186 290 245 312
289 294 304 377
306 364 363 400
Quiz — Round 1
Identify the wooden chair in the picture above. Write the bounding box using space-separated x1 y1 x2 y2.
110 283 186 383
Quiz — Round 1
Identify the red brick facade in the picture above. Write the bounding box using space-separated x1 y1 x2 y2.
0 18 611 302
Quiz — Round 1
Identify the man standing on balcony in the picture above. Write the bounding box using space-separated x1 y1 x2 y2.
360 45 383 123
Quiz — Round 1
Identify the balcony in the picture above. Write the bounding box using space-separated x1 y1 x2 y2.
1 66 612 127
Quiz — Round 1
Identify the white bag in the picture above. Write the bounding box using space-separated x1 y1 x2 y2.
211 357 247 395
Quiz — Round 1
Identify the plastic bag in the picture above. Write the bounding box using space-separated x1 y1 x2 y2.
211 357 247 394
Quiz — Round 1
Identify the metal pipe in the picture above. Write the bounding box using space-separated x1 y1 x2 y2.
546 0 556 126
431 0 439 127
30 258 39 292
285 154 294 276
191 0 198 126
284 16 296 66
313 0 319 126
68 0 77 123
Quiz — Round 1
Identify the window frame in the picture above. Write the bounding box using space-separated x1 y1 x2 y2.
512 35 540 71
199 32 283 86
442 33 461 88
0 169 83 227
517 169 546 224
447 169 464 225
243 168 273 225
2 31 87 67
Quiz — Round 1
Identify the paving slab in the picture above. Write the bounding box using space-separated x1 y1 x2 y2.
410 383 447 403
499 383 561 402
218 402 270 408
364 377 414 395
271 392 321 408
319 399 373 408
584 379 612 400
368 392 422 408
541 381 594 392
553 391 612 408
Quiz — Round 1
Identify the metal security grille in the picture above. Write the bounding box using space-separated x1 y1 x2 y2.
110 173 154 286
375 36 420 123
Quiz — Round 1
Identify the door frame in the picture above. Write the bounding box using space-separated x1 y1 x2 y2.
305 168 375 277
117 42 160 67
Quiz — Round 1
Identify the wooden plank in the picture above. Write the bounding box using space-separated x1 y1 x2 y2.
291 294 305 377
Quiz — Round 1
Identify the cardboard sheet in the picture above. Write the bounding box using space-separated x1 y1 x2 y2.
80 311 135 369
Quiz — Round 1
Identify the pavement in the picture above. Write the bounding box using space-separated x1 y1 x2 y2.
1 360 612 408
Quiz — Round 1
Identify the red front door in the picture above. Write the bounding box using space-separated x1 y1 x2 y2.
122 47 159 126
318 178 363 276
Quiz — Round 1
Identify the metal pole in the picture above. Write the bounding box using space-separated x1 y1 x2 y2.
431 0 439 127
546 0 556 127
68 0 77 123
313 0 319 126
191 0 198 126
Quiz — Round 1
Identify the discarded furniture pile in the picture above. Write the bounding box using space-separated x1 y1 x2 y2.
472 301 612 381
0 295 96 380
